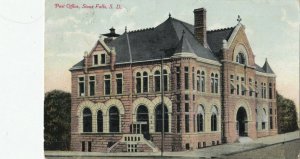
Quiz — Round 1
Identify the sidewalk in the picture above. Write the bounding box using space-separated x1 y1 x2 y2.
45 130 300 158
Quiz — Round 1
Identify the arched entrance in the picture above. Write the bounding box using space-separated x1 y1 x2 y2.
137 105 150 140
236 107 248 136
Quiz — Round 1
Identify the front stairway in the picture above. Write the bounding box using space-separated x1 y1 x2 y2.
108 134 159 153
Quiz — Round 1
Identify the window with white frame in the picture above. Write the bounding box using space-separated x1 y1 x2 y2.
211 106 218 131
184 67 189 90
116 73 123 94
196 70 200 91
136 72 142 93
89 76 95 96
93 54 98 65
200 71 205 92
197 105 205 132
104 74 111 95
100 53 106 64
163 69 168 91
154 70 161 92
143 71 148 93
78 76 85 96
211 73 218 93
236 52 246 64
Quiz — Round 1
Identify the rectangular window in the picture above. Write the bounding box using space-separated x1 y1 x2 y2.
255 81 258 97
104 74 111 95
192 67 195 90
176 67 180 90
177 115 181 133
116 73 123 94
236 84 239 95
184 67 189 90
89 76 95 96
88 141 92 152
269 83 272 99
270 116 273 129
93 55 98 65
81 141 85 152
101 54 106 64
143 73 148 92
185 94 189 100
185 115 189 133
154 74 160 92
262 122 266 130
79 77 85 96
185 103 189 112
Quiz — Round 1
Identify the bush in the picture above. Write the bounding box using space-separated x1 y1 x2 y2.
44 90 71 150
277 92 299 134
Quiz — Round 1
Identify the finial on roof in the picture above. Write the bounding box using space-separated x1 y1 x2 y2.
125 26 127 33
237 15 242 23
169 12 171 18
265 58 268 62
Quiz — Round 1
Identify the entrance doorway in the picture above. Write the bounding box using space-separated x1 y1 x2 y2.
136 105 150 140
236 107 248 136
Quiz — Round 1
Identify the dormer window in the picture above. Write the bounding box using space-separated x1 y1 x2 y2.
93 55 98 65
93 52 106 66
101 54 106 64
236 52 245 64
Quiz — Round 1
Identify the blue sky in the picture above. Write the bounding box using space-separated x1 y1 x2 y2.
45 0 299 111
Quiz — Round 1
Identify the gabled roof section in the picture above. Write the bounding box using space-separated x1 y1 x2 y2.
108 17 219 63
207 27 234 54
262 59 275 74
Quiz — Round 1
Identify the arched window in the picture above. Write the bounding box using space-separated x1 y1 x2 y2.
97 110 103 132
163 69 168 91
154 70 161 92
137 105 149 137
210 73 218 93
143 72 148 93
109 106 120 132
214 74 218 93
83 108 92 132
236 52 245 64
196 70 200 91
136 72 142 93
200 71 205 92
197 105 205 132
155 104 169 132
211 106 218 131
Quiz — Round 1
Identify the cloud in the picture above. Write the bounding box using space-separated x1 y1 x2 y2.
280 8 299 30
46 16 80 29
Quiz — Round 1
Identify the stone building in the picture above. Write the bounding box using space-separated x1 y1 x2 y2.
69 8 277 152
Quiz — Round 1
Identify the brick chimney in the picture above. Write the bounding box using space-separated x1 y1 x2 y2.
194 8 207 46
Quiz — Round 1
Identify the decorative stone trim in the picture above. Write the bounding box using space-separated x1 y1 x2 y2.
233 43 249 64
233 100 253 121
256 71 276 77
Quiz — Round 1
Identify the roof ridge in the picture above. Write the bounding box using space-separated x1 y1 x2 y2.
207 27 234 32
128 27 155 33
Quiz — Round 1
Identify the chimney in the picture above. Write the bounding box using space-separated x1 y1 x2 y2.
194 8 207 46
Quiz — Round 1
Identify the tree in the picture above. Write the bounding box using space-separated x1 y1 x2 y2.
277 92 299 134
44 90 71 150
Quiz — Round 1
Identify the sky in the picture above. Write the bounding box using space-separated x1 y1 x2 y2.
45 0 299 114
